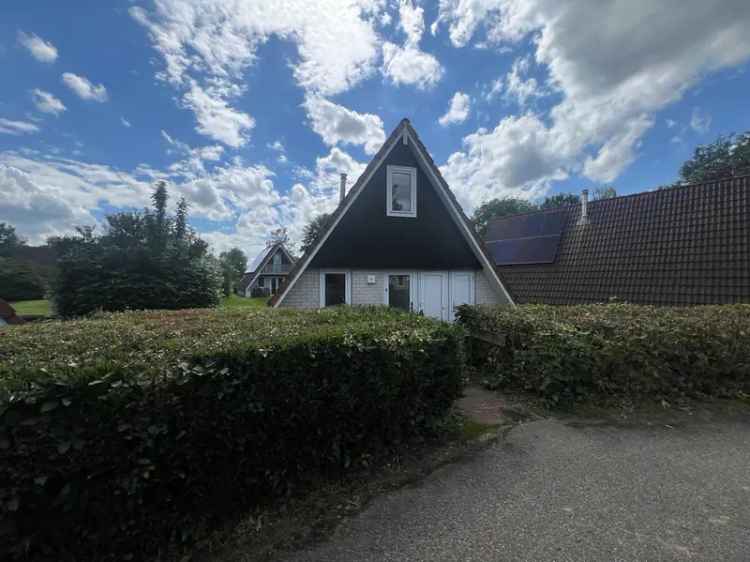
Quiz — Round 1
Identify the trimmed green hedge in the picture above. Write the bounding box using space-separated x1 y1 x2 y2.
457 303 750 404
0 307 464 561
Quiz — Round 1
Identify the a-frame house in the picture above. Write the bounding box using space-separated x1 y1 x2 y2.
271 119 513 319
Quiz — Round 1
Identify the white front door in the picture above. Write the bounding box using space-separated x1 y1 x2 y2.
420 272 449 320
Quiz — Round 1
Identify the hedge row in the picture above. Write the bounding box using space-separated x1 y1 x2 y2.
0 307 464 561
456 303 750 404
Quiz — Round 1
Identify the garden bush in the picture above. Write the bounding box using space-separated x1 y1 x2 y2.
457 303 750 404
50 183 221 318
0 307 464 561
0 257 46 301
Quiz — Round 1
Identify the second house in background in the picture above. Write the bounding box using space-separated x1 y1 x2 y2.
239 242 295 297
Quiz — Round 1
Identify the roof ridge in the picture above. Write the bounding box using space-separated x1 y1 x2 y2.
487 174 750 226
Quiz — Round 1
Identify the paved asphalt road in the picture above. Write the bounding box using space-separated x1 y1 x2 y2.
284 414 750 562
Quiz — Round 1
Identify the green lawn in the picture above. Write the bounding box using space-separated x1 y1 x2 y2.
10 299 51 316
8 296 264 317
220 294 268 309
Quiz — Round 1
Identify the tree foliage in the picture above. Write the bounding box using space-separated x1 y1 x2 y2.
472 188 619 235
471 198 537 236
538 193 580 210
679 132 750 184
300 213 332 255
0 257 45 301
0 222 24 257
49 183 220 317
219 247 248 296
592 186 617 200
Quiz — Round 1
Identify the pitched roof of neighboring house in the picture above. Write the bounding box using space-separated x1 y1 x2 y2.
271 118 513 307
487 175 750 305
238 242 295 294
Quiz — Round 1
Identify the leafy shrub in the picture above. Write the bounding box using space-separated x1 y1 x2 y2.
457 303 750 405
0 257 46 301
50 183 221 317
0 306 463 560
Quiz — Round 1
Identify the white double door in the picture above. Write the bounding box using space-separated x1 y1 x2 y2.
385 271 475 321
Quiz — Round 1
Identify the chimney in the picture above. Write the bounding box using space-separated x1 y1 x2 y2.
339 173 347 204
578 189 589 225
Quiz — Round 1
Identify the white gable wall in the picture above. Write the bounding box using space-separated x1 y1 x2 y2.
278 268 508 314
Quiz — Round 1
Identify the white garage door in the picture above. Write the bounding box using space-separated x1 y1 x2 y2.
421 272 448 321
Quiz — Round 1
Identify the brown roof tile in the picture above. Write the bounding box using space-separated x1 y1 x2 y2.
490 176 750 305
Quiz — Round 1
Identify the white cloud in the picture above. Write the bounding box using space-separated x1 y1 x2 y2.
17 31 58 63
482 77 503 102
504 56 545 106
441 113 568 211
61 72 108 102
382 43 444 89
0 154 153 243
382 0 444 89
31 89 66 116
690 107 711 134
666 119 677 128
181 81 254 147
268 140 288 163
0 118 40 136
303 96 385 155
583 115 653 182
398 0 425 44
121 117 132 128
130 1 384 146
437 0 750 212
439 91 471 126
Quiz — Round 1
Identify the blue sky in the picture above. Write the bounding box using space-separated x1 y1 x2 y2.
1 1 749 258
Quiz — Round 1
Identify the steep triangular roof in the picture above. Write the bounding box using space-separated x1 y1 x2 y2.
272 119 514 307
240 242 295 294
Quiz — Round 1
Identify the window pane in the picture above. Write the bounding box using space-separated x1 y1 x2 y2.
391 172 412 212
324 273 346 306
388 275 410 311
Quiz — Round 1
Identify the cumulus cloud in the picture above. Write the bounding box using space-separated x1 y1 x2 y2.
303 96 385 155
441 113 568 210
182 82 254 147
17 31 58 63
0 154 154 243
503 56 545 106
61 72 108 102
130 0 383 146
121 117 132 128
439 91 471 126
382 0 443 89
436 0 750 212
31 89 66 116
0 118 40 136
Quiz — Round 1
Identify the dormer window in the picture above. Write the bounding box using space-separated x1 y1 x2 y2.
386 165 417 218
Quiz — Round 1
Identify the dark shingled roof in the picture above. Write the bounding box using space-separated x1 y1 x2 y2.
489 176 750 305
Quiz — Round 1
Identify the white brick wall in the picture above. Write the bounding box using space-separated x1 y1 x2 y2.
278 269 320 308
351 271 386 305
476 268 510 305
280 267 510 309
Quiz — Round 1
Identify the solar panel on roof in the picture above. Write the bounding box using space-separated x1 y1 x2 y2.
488 235 561 265
485 209 567 265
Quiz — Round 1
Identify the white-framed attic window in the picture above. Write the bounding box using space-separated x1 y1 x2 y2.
386 165 417 218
